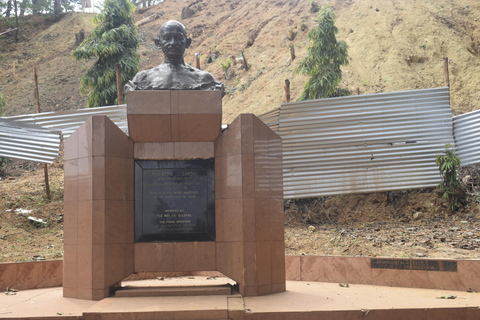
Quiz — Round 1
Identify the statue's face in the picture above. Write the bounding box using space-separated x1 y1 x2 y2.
159 22 191 59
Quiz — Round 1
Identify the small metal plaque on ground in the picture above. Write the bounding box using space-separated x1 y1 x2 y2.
371 258 457 272
135 159 215 242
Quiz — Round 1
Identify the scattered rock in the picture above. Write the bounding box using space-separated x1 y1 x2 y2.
308 225 316 233
436 294 456 299
181 7 195 19
413 212 423 220
5 287 18 295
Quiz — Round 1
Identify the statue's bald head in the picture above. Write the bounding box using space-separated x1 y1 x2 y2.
159 20 187 38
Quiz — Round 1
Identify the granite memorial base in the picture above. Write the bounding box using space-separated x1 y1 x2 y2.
63 90 285 300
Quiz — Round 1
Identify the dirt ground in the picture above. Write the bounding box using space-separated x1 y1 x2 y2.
0 158 64 263
1 155 480 263
0 0 479 120
1 0 480 263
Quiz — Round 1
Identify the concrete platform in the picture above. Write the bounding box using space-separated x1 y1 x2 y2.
1 278 479 319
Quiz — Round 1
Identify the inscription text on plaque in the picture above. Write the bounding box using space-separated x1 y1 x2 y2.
134 159 215 242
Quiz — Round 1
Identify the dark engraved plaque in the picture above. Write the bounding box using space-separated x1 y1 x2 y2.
371 258 457 272
371 258 411 270
411 260 457 272
134 159 215 242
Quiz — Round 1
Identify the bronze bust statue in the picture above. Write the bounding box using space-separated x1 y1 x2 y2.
125 20 224 92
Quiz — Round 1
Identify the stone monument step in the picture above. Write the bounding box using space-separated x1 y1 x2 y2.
114 284 233 297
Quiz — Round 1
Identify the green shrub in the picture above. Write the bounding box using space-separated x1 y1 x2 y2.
435 144 463 212
221 59 233 72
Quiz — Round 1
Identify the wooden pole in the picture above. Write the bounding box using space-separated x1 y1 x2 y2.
288 29 294 41
33 63 40 113
43 163 50 199
242 51 249 71
284 79 290 103
33 62 50 199
444 57 450 87
195 52 200 69
115 63 123 104
356 87 360 95
289 44 295 61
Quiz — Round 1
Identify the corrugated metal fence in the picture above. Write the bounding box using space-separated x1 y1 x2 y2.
0 118 60 163
259 87 455 199
6 105 128 139
453 109 480 167
1 87 479 199
0 105 127 164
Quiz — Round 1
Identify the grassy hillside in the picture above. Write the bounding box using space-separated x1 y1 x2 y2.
0 0 478 122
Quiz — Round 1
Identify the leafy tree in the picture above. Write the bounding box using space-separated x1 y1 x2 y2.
72 0 139 108
295 5 350 101
436 144 463 212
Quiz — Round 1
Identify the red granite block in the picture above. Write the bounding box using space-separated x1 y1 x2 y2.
178 90 222 114
214 116 242 157
134 243 174 272
63 244 78 289
91 244 105 290
40 260 63 288
64 159 78 202
92 157 106 200
244 241 257 288
77 200 93 245
174 142 214 159
345 257 372 285
127 90 171 115
63 201 78 245
216 242 233 277
174 242 215 271
127 114 172 142
105 157 134 201
64 129 78 161
104 116 133 158
214 154 243 199
0 263 17 291
77 244 93 289
240 114 254 155
300 255 324 281
92 200 105 244
243 197 256 242
256 241 272 286
177 114 222 142
77 157 93 201
77 118 92 159
134 142 175 159
271 240 286 285
285 255 300 281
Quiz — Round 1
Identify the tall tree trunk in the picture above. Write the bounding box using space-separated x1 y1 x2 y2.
14 0 19 43
19 0 27 16
6 1 12 17
54 0 61 21
142 0 146 8
147 0 151 7
32 0 38 15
